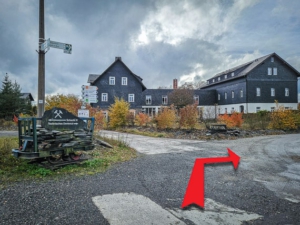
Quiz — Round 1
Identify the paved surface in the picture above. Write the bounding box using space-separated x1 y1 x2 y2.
1 131 300 224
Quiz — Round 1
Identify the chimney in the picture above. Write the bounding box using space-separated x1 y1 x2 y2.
173 79 178 89
115 56 122 61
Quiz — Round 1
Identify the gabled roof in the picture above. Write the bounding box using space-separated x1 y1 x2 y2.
88 57 147 90
203 52 300 88
20 93 34 101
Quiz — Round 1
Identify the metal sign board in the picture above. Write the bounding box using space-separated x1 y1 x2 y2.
64 44 72 54
41 38 50 51
82 85 98 90
78 109 89 117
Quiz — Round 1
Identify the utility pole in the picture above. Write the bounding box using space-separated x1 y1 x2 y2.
37 0 45 118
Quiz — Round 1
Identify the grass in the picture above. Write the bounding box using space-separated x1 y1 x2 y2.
0 134 137 189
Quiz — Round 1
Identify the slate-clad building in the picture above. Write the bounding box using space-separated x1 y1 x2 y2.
88 53 299 115
201 53 300 113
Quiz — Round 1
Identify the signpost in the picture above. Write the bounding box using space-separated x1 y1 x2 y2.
81 85 98 104
41 38 72 54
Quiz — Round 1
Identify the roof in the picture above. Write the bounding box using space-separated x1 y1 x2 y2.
20 93 34 101
202 52 300 88
88 57 147 90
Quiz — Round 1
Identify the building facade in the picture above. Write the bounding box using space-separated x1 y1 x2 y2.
88 53 299 115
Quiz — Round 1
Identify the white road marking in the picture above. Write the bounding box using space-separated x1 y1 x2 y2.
92 193 262 225
92 193 184 225
169 198 263 225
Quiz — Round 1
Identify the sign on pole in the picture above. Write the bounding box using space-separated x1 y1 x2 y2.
81 85 98 104
41 38 72 54
78 109 89 117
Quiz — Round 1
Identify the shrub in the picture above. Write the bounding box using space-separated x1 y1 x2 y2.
135 113 150 126
218 112 243 128
155 105 176 129
269 104 297 130
108 97 130 128
179 104 198 129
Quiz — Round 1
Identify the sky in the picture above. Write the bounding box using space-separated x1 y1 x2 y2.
0 0 300 104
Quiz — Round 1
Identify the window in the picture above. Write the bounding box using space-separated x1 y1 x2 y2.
268 68 272 75
225 92 227 99
231 72 234 77
231 107 234 113
271 57 274 62
256 88 261 97
218 77 221 81
121 77 127 85
207 81 209 84
109 76 115 85
218 94 220 101
225 108 227 114
240 90 243 98
101 93 108 102
194 95 199 104
285 88 289 96
225 74 227 79
271 88 275 96
273 67 277 75
256 107 261 112
162 95 168 105
128 94 134 102
212 79 215 83
232 91 234 98
271 107 275 112
146 95 152 105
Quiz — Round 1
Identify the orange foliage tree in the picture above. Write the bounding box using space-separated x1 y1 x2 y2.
155 105 176 129
179 104 198 129
218 112 243 128
135 113 150 126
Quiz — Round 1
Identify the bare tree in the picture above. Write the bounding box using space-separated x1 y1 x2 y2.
168 88 194 108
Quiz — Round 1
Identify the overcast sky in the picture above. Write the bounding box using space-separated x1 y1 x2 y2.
0 0 300 103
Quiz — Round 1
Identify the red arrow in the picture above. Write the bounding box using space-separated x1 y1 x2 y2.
181 148 240 209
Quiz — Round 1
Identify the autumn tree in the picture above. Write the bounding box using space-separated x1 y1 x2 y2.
218 112 243 128
269 103 297 130
45 94 81 116
155 105 176 129
108 97 130 128
135 113 150 126
168 88 194 108
179 104 198 129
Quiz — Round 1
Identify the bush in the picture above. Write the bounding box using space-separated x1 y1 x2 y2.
218 112 243 128
135 113 150 126
179 104 198 129
269 105 297 130
108 97 130 128
155 105 176 129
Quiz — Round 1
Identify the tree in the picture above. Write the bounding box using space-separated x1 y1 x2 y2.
45 94 82 116
179 104 198 129
168 88 194 108
0 74 24 119
108 97 130 128
155 105 177 129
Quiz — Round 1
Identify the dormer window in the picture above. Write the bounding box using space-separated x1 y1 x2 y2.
207 81 209 84
271 57 274 62
218 77 220 81
225 74 227 79
231 72 234 77
212 79 215 83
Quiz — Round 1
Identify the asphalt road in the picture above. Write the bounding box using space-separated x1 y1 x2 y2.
1 131 300 224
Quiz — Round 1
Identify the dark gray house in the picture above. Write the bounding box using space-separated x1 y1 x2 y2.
201 53 300 114
88 57 215 115
88 53 299 116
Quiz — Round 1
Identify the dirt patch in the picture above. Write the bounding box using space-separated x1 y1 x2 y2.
290 155 300 162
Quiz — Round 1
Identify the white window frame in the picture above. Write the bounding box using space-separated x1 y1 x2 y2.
232 91 234 98
271 57 274 62
121 77 127 85
271 107 275 112
225 92 227 99
218 77 220 81
273 67 277 75
231 72 234 77
218 94 220 101
109 76 115 85
256 88 261 97
268 68 272 75
128 94 135 102
256 107 261 113
194 95 199 104
101 93 108 102
225 74 227 79
146 95 152 105
162 95 168 105
240 90 243 98
285 88 289 97
212 79 215 83
271 88 275 96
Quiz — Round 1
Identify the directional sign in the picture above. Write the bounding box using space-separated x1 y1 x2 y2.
181 148 240 209
82 85 98 90
40 38 72 54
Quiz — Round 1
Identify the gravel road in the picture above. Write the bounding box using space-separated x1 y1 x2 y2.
1 131 299 224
